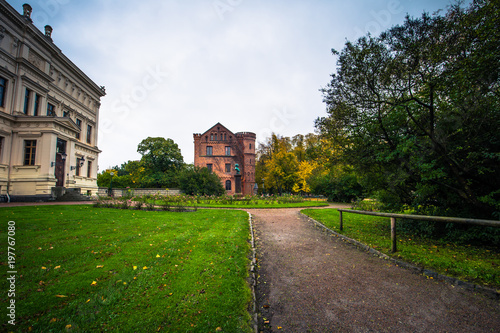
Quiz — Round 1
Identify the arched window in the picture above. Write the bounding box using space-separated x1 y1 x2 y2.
225 180 232 191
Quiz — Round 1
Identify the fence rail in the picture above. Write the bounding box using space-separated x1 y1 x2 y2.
337 209 500 252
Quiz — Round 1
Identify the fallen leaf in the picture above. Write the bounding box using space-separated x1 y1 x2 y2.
91 281 97 286
55 295 67 298
133 266 137 270
65 324 72 330
96 265 104 268
156 254 160 258
54 266 61 269
86 299 90 303
50 318 57 323
143 266 148 270
41 267 47 270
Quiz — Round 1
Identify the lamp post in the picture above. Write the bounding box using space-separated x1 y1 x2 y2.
109 172 114 197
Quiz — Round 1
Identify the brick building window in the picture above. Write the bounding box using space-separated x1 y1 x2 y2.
249 143 252 149
225 146 231 156
225 180 231 191
206 164 212 172
214 134 218 140
206 146 213 156
225 163 231 173
210 134 213 141
0 77 6 107
24 140 37 166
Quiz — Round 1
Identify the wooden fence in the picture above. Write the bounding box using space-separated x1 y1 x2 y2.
336 209 500 253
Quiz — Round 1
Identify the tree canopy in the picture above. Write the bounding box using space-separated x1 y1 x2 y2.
316 0 499 218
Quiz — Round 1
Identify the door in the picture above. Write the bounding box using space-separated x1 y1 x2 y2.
55 153 65 187
55 139 67 187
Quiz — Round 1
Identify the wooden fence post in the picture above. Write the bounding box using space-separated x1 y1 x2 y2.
391 217 397 253
339 210 343 231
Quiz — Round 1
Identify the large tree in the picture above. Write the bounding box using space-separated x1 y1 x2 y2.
316 0 499 218
136 137 185 188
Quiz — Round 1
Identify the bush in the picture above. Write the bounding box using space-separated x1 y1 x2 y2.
178 166 225 196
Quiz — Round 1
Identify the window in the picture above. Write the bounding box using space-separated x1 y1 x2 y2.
225 163 231 173
210 134 213 141
206 164 212 172
75 157 81 176
86 125 92 144
23 88 31 114
0 77 6 107
206 146 213 156
0 136 3 161
33 93 41 116
24 140 37 166
76 119 82 140
225 180 232 191
63 110 69 117
249 143 252 149
87 160 92 178
214 134 218 141
224 133 227 140
225 146 231 156
47 103 55 116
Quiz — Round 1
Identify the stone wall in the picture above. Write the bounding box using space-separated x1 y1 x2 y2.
98 188 181 197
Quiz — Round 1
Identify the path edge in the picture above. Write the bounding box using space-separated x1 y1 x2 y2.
301 213 500 301
247 212 259 333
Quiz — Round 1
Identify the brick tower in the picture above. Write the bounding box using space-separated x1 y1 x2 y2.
193 123 256 195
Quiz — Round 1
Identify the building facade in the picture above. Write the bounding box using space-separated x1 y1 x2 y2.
194 123 256 195
0 2 105 201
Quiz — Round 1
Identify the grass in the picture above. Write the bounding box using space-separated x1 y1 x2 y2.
188 201 329 209
0 205 254 332
302 208 500 289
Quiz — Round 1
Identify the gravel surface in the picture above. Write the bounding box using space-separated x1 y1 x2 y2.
249 206 500 333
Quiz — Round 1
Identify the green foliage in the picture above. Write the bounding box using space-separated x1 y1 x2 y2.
311 172 363 203
316 1 500 219
178 166 225 196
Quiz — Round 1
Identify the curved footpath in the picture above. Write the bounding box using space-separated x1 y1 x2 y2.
248 206 499 333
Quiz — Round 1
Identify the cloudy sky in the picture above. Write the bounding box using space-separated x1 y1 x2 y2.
8 0 459 169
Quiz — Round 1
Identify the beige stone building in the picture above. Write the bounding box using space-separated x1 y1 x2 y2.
0 2 105 201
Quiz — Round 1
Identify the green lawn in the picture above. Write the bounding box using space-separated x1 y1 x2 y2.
190 201 329 209
0 206 253 332
302 208 500 289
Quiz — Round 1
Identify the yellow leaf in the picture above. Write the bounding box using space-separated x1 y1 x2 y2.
133 266 137 270
277 327 282 330
41 266 47 270
156 254 160 258
91 281 97 286
216 328 222 332
54 266 61 269
55 295 67 298
50 318 57 323
123 282 127 285
65 325 72 329
86 299 90 303
96 265 104 268
143 266 148 270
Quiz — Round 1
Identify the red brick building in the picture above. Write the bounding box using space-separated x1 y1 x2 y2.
194 123 256 195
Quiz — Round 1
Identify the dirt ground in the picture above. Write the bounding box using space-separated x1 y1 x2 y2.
248 206 500 333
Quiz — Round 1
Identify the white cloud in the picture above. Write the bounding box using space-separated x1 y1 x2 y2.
7 0 455 168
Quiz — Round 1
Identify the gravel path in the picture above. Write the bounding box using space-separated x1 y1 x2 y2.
249 206 500 333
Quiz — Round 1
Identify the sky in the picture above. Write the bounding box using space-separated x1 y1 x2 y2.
8 0 460 169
